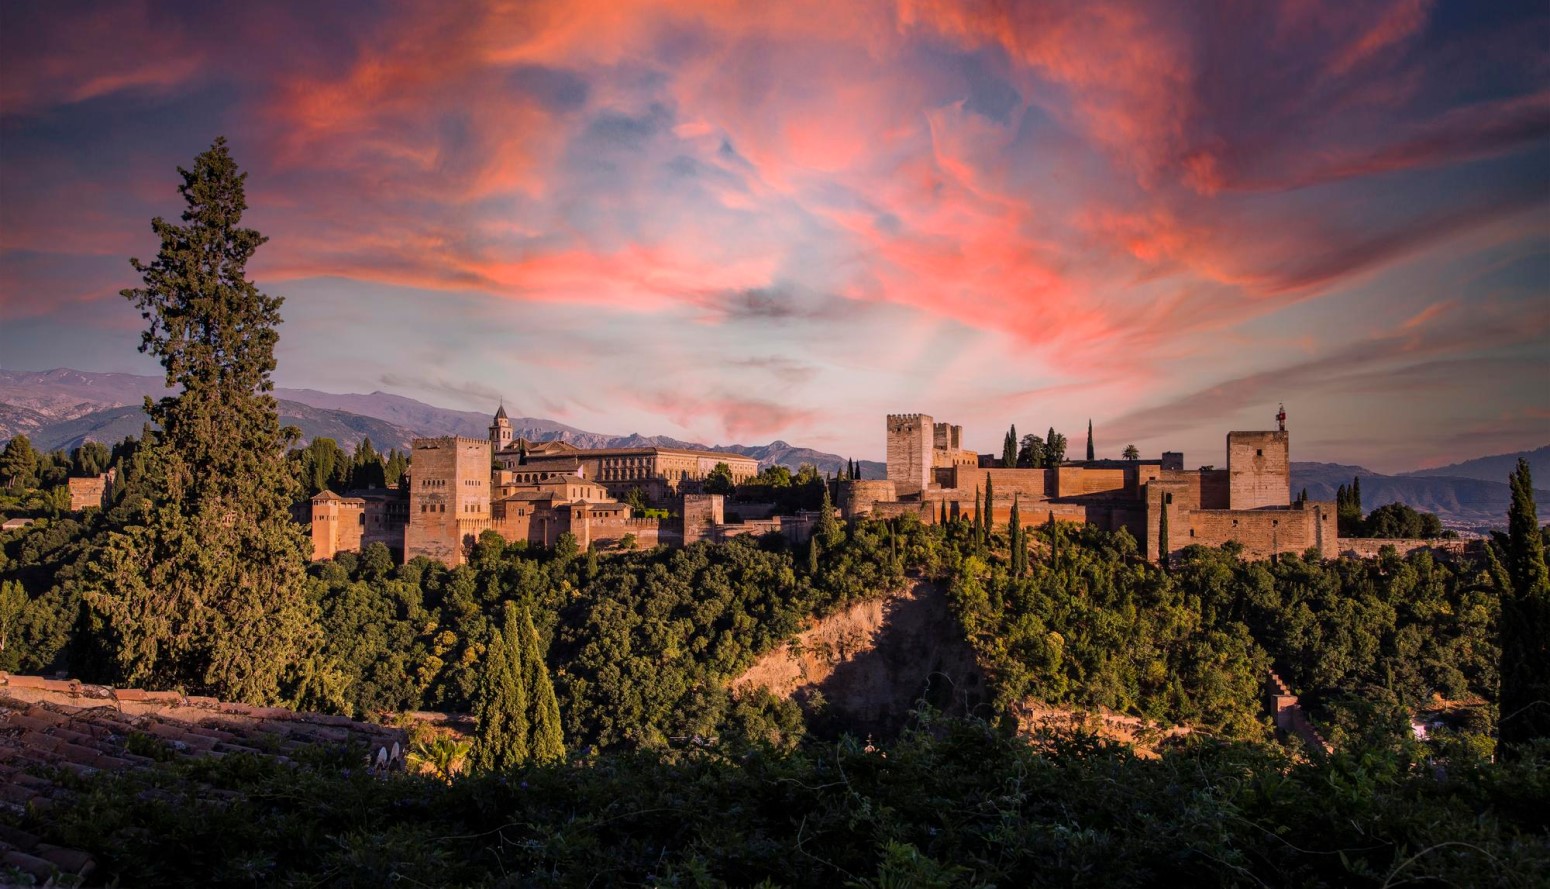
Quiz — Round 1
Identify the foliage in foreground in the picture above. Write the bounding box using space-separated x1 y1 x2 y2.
14 720 1548 888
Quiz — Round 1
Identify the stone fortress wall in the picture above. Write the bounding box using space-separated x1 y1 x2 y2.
851 409 1347 564
313 405 1451 568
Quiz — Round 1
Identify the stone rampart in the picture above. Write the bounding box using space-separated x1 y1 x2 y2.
1336 537 1475 560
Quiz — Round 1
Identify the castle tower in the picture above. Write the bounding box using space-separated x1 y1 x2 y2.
404 436 492 566
1226 424 1291 510
886 414 933 497
489 403 513 450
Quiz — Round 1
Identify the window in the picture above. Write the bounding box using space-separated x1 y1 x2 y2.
1256 449 1263 457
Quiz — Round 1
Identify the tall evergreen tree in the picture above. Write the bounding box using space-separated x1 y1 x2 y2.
808 535 821 575
0 435 36 489
972 485 982 539
1158 497 1170 568
518 606 564 763
1086 419 1095 462
384 449 408 488
817 486 842 546
940 501 948 526
1500 458 1550 752
84 138 313 703
1046 428 1068 465
1002 426 1018 468
472 603 530 772
1009 495 1023 576
1048 510 1059 566
984 474 995 535
353 437 385 489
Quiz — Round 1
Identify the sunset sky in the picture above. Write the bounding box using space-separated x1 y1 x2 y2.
2 0 1546 472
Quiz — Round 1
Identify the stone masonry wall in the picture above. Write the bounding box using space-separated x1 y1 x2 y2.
405 437 492 566
886 414 932 497
1227 431 1290 510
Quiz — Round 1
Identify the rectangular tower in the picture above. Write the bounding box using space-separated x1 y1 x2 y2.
886 414 932 497
1226 431 1290 510
405 436 492 566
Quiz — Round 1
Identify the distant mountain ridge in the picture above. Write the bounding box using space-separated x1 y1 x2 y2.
0 368 885 478
1399 446 1550 485
1291 462 1549 532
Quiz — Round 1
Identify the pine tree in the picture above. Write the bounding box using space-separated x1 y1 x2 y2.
518 606 564 763
85 138 313 703
0 435 37 489
472 603 530 772
1500 458 1550 752
1086 419 1095 462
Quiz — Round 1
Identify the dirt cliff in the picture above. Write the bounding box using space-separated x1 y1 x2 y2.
733 580 987 738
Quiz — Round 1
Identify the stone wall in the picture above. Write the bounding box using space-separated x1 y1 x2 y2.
1336 537 1475 560
838 479 898 518
1178 501 1336 562
66 471 113 511
1053 466 1128 499
681 494 726 545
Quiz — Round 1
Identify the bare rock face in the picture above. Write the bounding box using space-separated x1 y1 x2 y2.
733 581 987 739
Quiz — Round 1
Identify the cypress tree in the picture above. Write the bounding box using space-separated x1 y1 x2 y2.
1002 426 1017 468
85 138 312 702
519 606 565 763
1086 419 1094 462
808 536 822 575
1009 495 1023 576
972 486 982 539
472 603 530 772
984 474 995 536
1048 510 1059 566
1158 498 1170 568
1501 459 1550 752
940 501 948 526
817 486 841 545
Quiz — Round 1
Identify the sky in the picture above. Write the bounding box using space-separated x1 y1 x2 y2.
1 0 1547 473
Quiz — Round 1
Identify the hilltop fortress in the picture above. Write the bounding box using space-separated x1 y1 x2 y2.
312 407 797 565
313 405 1361 567
840 408 1337 563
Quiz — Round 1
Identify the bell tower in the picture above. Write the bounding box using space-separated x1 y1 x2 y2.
489 402 513 451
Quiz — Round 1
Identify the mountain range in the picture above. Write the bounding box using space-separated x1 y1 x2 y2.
3 368 1543 530
0 369 887 480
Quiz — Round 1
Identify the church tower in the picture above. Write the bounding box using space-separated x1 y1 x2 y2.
489 403 513 451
